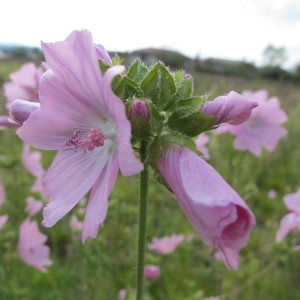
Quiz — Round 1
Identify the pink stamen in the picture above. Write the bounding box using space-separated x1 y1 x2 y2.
66 128 106 153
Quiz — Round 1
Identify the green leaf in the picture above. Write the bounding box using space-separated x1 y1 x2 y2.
173 70 193 100
127 59 148 83
141 62 176 111
113 76 143 101
160 132 198 154
167 112 216 137
98 60 111 74
173 97 205 118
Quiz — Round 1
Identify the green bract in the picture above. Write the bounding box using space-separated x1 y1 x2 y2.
107 58 216 164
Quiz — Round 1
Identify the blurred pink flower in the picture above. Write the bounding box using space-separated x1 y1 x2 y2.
200 91 257 126
3 62 43 108
203 297 221 300
215 90 287 156
118 289 127 300
156 146 255 270
0 215 8 231
148 234 185 254
17 30 143 242
144 265 161 279
0 181 5 208
276 190 300 242
268 189 277 199
22 143 45 178
195 133 210 159
70 215 83 232
18 219 52 272
25 196 43 217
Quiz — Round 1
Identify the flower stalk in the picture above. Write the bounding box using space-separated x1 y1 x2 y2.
136 140 149 300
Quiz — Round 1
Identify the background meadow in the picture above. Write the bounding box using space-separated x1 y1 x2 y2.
0 52 300 300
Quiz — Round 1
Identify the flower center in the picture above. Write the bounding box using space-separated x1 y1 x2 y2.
66 128 106 153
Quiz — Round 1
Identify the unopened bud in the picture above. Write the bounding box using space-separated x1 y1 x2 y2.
130 99 149 120
9 99 40 125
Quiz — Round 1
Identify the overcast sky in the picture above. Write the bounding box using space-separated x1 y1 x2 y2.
1 0 300 69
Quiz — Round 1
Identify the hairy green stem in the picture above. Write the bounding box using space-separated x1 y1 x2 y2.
136 141 149 300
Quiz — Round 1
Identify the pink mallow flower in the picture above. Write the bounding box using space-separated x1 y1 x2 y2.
25 196 43 217
200 91 258 126
276 189 300 243
3 62 43 108
156 146 255 270
148 234 185 254
16 30 143 242
215 90 288 156
18 219 52 272
144 265 161 279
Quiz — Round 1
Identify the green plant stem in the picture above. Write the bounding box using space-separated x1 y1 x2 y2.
136 141 149 300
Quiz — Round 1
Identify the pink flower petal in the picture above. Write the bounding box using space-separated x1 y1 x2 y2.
18 219 52 272
276 213 300 242
283 190 300 213
0 215 8 230
82 154 119 242
157 146 255 269
148 234 185 254
42 148 106 227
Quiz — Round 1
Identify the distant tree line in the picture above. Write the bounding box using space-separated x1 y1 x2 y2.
1 44 300 82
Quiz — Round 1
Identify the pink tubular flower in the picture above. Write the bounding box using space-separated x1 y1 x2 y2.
215 90 288 156
200 91 258 126
276 190 300 243
144 265 161 279
148 234 185 254
3 62 43 108
17 30 143 242
156 146 255 270
18 219 52 272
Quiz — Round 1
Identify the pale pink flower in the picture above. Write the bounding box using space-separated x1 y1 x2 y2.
203 297 221 300
3 62 43 108
25 196 43 216
195 133 210 159
18 219 52 272
156 146 255 270
148 234 185 254
276 190 300 242
293 245 300 252
70 215 83 232
268 189 277 199
0 181 5 208
200 91 258 126
215 90 288 156
0 215 8 231
144 265 161 279
17 30 143 242
22 143 45 178
118 289 127 300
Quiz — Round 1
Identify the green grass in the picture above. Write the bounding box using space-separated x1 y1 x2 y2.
1 60 300 299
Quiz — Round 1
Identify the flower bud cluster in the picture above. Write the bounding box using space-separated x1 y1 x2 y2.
100 58 215 164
